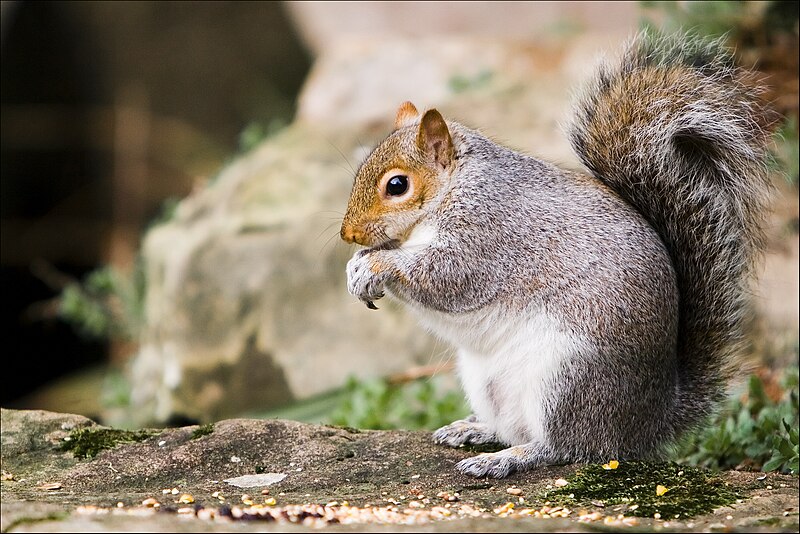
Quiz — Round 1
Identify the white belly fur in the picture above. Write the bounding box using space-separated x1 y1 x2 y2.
411 304 584 446
390 221 582 446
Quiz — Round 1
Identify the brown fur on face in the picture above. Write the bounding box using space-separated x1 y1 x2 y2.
341 104 454 247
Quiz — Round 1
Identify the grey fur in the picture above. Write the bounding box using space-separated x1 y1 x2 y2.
432 414 497 447
343 31 773 477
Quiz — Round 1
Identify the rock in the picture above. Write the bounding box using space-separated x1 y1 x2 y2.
223 473 286 488
127 32 627 425
0 502 67 533
1 409 798 532
0 408 96 490
1 409 95 460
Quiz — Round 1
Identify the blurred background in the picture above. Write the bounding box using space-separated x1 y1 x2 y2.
2 1 798 471
1 1 310 406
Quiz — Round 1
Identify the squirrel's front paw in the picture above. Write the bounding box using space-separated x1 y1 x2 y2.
346 251 387 309
433 417 497 447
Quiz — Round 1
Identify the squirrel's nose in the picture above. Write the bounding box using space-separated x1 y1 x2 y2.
341 225 358 244
341 224 369 245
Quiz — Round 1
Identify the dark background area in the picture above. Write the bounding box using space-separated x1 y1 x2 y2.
1 1 311 404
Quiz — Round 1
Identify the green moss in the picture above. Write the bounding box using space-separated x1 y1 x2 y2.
543 461 738 519
755 516 784 526
191 423 214 440
61 428 157 459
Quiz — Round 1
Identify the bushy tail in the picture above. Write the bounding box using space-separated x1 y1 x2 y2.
568 31 776 432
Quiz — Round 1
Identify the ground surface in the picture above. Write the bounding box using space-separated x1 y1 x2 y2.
1 409 797 532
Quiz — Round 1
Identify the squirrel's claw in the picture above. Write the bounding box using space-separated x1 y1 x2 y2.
433 417 497 447
347 251 387 308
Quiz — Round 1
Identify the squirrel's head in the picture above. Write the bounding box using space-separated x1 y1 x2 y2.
341 101 454 247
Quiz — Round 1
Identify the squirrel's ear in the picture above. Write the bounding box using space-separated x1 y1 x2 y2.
417 109 453 170
394 101 419 129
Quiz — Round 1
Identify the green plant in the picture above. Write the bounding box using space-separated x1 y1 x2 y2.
674 369 799 473
639 1 767 41
238 118 287 153
100 368 133 410
763 419 799 472
773 116 799 186
146 196 181 229
58 259 146 341
329 375 469 431
191 423 215 440
448 69 493 94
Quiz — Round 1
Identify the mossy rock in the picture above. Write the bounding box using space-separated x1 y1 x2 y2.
544 461 739 518
61 428 159 459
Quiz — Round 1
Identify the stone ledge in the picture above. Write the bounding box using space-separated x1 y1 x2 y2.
1 409 797 532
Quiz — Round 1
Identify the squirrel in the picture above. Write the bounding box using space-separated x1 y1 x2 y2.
339 31 775 478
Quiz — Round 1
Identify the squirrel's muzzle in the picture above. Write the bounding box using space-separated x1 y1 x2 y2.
340 226 356 244
340 223 367 245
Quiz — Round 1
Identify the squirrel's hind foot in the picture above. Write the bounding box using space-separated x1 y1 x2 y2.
433 416 497 447
456 442 554 478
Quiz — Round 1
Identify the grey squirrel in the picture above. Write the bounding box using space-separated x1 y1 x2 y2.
339 32 775 478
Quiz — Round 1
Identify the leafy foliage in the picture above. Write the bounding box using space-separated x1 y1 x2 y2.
100 368 133 410
146 196 181 229
58 260 146 341
773 116 799 186
238 118 287 153
675 369 799 474
639 1 775 41
329 375 469 431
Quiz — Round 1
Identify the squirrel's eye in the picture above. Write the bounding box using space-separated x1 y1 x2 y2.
386 175 409 196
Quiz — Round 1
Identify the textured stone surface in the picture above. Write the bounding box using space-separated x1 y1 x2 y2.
1 409 798 532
